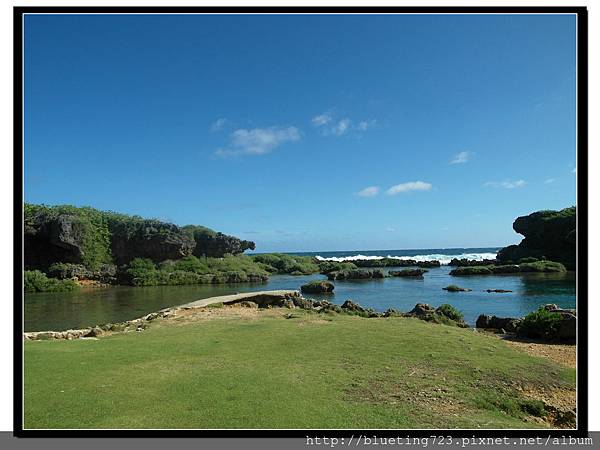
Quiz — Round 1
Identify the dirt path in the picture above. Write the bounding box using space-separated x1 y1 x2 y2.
501 337 576 368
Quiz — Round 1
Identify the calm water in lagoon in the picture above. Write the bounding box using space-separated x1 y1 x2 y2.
24 266 576 332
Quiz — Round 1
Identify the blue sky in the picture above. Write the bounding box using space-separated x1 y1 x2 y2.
24 14 577 252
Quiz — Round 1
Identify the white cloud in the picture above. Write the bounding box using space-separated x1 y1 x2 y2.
312 111 375 136
215 126 300 157
544 178 556 184
357 119 377 131
386 181 432 195
572 167 577 174
312 113 332 126
484 180 526 189
450 151 472 164
386 227 396 232
332 118 351 136
211 118 228 131
357 186 380 197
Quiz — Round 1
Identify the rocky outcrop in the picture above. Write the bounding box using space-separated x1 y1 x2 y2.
475 315 522 332
25 214 89 269
449 258 498 267
24 204 257 272
327 269 386 280
300 280 335 294
405 303 469 327
109 219 196 265
416 260 441 268
389 269 428 277
497 207 576 270
443 285 472 292
183 225 255 258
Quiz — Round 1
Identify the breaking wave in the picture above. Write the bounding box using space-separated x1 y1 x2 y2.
314 252 498 265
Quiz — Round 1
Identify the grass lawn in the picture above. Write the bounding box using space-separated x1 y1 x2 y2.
24 309 575 429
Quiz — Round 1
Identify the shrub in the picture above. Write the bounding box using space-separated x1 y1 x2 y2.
518 261 566 273
24 270 79 293
517 307 563 340
251 253 319 275
317 261 358 274
449 266 494 276
435 304 464 322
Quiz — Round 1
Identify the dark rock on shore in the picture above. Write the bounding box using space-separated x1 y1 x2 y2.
406 303 468 327
409 303 436 317
341 300 380 317
449 266 493 276
496 207 576 270
300 280 335 294
352 258 414 268
327 269 386 280
388 268 428 277
416 260 441 268
449 258 498 267
476 315 521 332
443 284 472 292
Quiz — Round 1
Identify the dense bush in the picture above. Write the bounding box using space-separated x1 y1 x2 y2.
435 304 464 322
450 261 566 276
517 307 563 340
121 255 269 286
251 253 320 275
317 261 358 274
24 270 79 293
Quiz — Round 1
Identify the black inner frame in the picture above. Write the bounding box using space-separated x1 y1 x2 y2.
12 5 589 438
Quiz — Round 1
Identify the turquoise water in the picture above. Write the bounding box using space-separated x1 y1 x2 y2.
24 269 575 332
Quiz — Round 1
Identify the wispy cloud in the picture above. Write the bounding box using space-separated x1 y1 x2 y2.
386 227 396 232
332 118 351 136
312 111 376 136
386 181 432 195
484 180 526 189
450 151 472 164
357 186 380 197
311 113 332 126
211 118 228 132
215 126 300 157
357 119 377 131
544 178 556 184
572 167 577 174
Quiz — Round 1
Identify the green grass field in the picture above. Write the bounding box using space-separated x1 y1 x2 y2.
24 310 575 429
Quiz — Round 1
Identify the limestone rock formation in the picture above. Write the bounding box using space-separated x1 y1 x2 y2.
497 207 576 270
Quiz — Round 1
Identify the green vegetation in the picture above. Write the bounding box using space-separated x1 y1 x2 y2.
122 255 269 286
518 307 564 340
317 260 358 274
450 261 566 276
519 261 567 273
24 270 79 293
25 203 113 270
435 304 464 322
24 311 574 429
251 253 320 275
